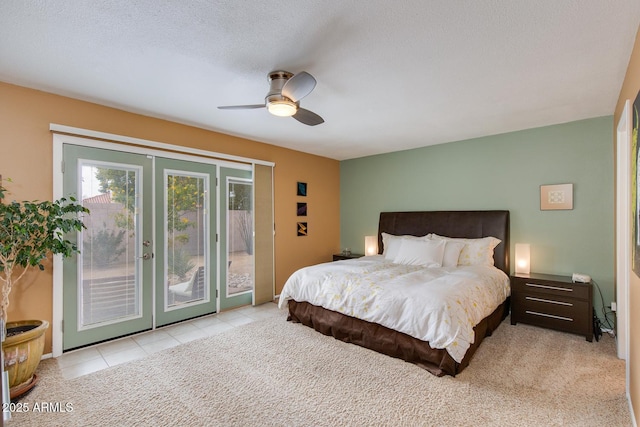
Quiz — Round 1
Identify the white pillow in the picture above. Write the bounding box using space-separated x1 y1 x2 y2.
441 241 466 267
383 236 403 261
393 238 446 267
381 233 430 261
431 234 501 266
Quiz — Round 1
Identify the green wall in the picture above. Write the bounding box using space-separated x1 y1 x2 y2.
340 116 614 317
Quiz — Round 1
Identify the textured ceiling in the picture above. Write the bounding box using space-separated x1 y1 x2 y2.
1 1 639 160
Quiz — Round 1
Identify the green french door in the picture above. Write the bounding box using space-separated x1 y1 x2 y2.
220 167 254 311
154 157 216 327
62 145 229 350
62 145 154 350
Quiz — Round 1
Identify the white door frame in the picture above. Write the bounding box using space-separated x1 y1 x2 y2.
616 99 631 369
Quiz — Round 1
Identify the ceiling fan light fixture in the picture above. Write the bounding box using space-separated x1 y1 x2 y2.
219 70 323 125
267 99 297 117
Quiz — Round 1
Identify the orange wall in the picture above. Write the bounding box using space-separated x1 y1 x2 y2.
0 82 340 352
614 25 640 424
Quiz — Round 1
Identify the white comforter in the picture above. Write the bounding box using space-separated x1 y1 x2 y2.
278 255 510 362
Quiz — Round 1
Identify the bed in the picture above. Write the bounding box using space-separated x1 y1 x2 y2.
278 211 510 377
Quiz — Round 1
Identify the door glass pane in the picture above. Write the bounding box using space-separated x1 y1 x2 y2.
165 172 208 307
228 180 254 295
80 163 140 327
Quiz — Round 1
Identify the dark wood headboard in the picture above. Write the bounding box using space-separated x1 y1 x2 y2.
378 211 510 276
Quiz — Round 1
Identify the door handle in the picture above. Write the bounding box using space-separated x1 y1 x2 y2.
139 253 153 260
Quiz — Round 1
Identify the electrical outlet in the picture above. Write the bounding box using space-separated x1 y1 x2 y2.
611 302 617 312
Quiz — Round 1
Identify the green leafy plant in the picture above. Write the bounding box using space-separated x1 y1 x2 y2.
83 224 126 268
168 246 196 281
0 182 89 323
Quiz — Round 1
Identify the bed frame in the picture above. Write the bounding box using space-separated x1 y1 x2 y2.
287 210 510 376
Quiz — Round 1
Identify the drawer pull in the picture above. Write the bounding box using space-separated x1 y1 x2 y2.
525 296 573 306
525 283 573 292
525 310 573 322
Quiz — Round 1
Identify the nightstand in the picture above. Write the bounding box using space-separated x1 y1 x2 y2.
332 253 364 261
510 273 593 342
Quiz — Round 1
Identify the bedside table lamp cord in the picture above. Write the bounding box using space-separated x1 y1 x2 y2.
590 279 615 341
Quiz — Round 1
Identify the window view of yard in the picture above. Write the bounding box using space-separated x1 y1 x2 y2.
80 166 254 324
227 180 254 296
81 165 139 325
165 173 208 306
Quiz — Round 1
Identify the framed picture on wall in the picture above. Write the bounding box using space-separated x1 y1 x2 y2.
297 222 307 236
540 183 573 210
297 182 307 196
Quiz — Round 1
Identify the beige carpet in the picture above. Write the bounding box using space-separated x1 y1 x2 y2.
10 311 630 426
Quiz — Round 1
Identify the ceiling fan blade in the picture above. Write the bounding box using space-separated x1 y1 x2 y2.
218 104 265 110
281 72 316 102
292 108 324 126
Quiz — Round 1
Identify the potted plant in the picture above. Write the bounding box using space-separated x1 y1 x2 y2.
0 181 88 398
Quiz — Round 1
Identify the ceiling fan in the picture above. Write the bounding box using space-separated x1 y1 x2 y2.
218 70 324 126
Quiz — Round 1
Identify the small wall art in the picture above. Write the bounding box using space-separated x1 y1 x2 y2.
297 222 308 236
297 202 307 216
297 182 307 197
540 183 573 210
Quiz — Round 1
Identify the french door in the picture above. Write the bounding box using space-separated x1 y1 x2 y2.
154 157 216 327
220 167 253 310
61 143 252 350
62 145 154 350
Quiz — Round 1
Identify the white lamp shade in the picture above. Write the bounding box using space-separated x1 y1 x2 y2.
515 243 530 274
365 235 378 256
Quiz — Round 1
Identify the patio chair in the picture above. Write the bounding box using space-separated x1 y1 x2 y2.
168 266 205 304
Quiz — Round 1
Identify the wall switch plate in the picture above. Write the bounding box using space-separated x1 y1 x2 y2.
611 302 617 312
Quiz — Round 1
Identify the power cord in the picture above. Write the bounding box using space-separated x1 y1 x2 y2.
591 279 616 339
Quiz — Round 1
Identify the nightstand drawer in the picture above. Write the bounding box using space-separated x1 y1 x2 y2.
513 293 589 325
515 305 590 336
511 278 590 300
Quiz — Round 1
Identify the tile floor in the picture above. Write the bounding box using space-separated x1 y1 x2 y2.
55 302 282 380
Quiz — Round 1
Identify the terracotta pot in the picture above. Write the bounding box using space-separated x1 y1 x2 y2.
2 320 49 397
